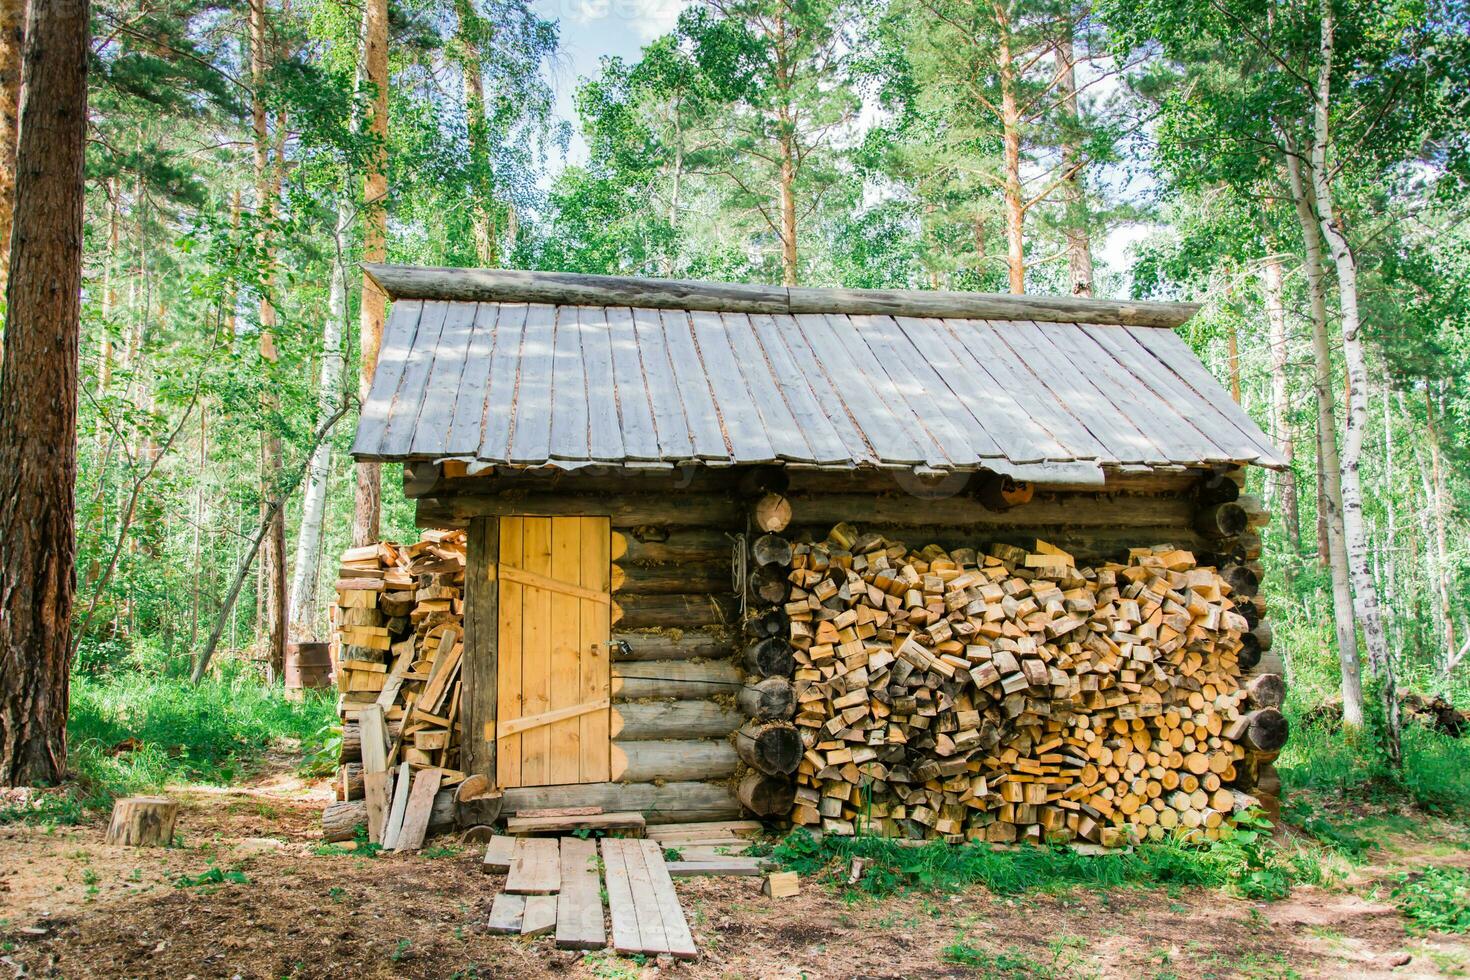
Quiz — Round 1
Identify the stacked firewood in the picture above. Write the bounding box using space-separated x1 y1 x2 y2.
784 524 1283 846
333 529 469 798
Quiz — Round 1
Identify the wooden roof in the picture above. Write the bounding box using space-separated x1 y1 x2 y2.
351 265 1285 484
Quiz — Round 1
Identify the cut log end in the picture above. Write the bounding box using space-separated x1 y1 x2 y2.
738 772 796 817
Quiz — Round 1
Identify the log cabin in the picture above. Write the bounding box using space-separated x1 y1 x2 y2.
344 263 1288 840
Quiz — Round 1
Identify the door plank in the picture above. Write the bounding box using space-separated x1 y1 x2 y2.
496 517 524 789
548 517 584 785
505 836 561 895
490 563 611 604
580 517 612 782
520 518 553 786
556 836 607 950
494 698 610 739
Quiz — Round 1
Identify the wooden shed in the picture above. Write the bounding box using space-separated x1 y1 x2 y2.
349 264 1288 835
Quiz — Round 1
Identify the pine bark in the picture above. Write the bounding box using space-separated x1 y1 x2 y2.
353 0 388 547
998 13 1025 295
1308 0 1397 764
0 0 22 296
775 12 798 287
455 0 496 267
1283 142 1363 727
1055 20 1093 297
0 0 89 785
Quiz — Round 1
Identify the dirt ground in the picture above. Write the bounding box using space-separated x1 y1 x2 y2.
3 765 1468 980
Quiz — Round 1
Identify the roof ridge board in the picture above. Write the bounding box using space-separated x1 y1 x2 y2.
362 264 1199 329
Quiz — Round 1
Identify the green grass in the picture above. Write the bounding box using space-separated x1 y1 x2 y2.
1277 700 1470 816
1 661 338 820
769 810 1320 902
1393 867 1470 934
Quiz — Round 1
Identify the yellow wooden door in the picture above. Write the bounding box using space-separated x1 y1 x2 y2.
495 516 611 788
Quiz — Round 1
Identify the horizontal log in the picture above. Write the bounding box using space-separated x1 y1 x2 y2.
1227 708 1289 753
790 492 1195 529
1246 673 1286 710
612 739 739 782
418 494 740 527
613 629 734 662
612 659 742 699
618 528 732 565
744 637 795 678
500 781 740 824
615 560 730 595
613 700 747 740
615 592 738 630
365 263 1198 328
1195 502 1248 538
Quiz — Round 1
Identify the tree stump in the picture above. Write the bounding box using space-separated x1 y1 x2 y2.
105 796 178 847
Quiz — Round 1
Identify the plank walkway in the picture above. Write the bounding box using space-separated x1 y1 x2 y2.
482 823 760 957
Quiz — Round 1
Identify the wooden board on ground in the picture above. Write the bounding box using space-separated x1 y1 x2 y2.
665 844 751 862
636 839 697 960
505 836 561 894
482 835 516 873
556 836 606 950
393 767 444 852
506 810 645 836
645 820 763 839
600 837 696 959
381 761 412 849
363 770 392 845
521 895 557 937
666 859 766 877
518 805 603 818
358 705 389 773
486 893 526 934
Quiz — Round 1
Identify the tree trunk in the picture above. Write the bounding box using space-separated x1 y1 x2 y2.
1308 0 1398 765
1055 20 1093 297
456 0 496 267
0 0 89 786
97 178 119 391
354 0 388 548
0 0 22 297
1424 389 1456 666
1260 245 1299 559
778 130 798 286
288 204 349 637
250 0 286 682
998 18 1024 295
1283 141 1363 728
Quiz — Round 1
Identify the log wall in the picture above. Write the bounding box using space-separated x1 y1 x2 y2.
422 462 1280 826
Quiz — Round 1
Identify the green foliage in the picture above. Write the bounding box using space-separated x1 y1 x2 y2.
67 663 338 808
770 819 1321 902
1393 868 1470 934
173 866 250 888
0 791 87 827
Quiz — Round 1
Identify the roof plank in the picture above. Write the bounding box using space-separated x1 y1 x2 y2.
378 301 452 458
506 304 557 464
605 307 662 461
353 299 423 458
630 308 695 461
443 303 499 457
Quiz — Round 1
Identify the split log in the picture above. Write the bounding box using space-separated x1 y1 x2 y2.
735 721 803 775
105 797 178 847
743 637 795 678
737 772 796 818
737 677 796 720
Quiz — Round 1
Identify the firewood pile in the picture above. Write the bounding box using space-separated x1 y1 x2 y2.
332 529 468 799
779 523 1282 846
